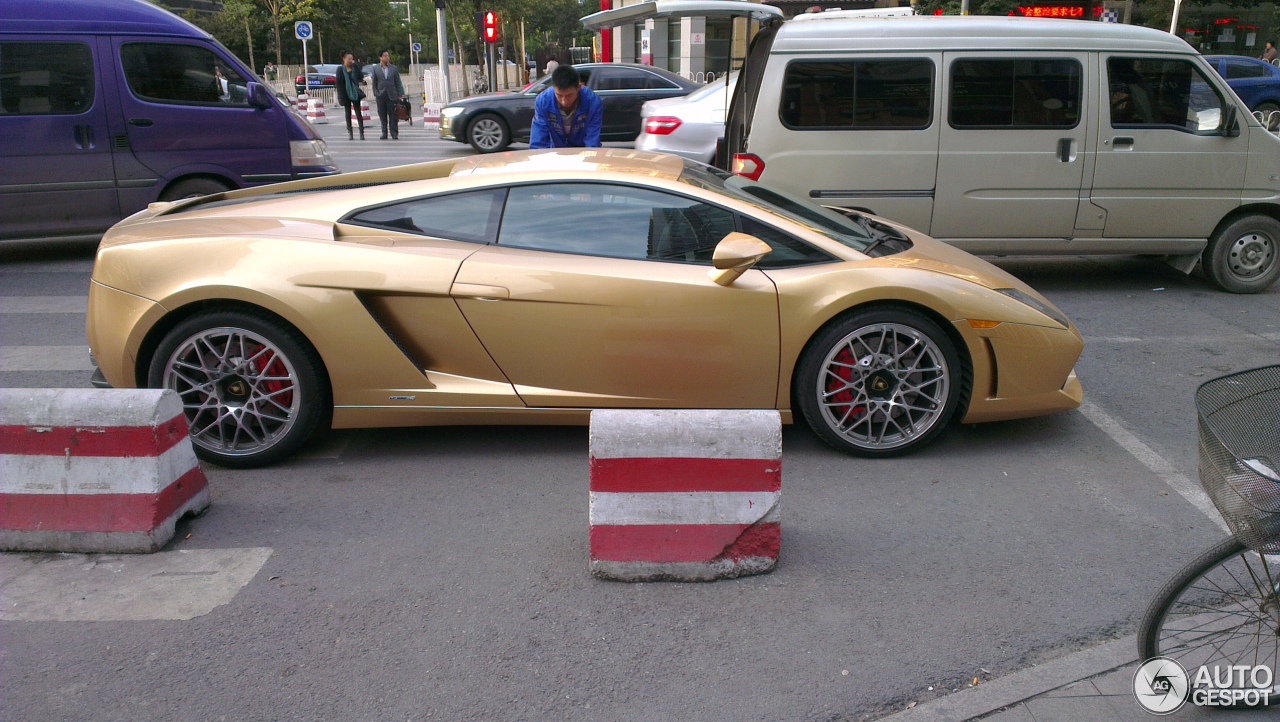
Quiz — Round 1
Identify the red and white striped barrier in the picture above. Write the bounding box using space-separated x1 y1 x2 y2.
0 389 210 553
360 99 372 122
306 97 328 124
423 103 443 128
589 410 781 582
295 93 309 114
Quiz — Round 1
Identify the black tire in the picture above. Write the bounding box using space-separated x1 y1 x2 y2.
159 177 232 202
148 310 330 468
794 306 965 457
1202 214 1280 293
1253 101 1280 115
467 113 510 153
1137 536 1280 705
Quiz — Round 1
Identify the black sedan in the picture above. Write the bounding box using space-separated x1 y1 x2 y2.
440 63 699 153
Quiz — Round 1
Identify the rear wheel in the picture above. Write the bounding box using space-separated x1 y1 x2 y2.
1138 537 1280 703
148 310 329 468
1203 214 1280 293
467 114 510 153
795 307 965 457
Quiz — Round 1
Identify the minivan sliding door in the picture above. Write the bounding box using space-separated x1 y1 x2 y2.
933 53 1089 243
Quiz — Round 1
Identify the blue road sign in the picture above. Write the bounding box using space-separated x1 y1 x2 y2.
412 42 422 53
294 21 313 41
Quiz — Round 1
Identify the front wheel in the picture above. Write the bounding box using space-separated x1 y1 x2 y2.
794 307 965 457
467 114 509 153
1138 537 1280 692
148 310 329 468
1203 215 1280 293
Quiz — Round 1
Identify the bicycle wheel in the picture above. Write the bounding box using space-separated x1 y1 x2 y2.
1139 537 1280 680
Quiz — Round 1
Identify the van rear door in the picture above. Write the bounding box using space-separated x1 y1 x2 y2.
0 37 119 240
931 53 1089 242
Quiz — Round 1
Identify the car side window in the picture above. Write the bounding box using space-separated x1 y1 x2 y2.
949 58 1081 128
780 59 933 130
596 68 651 91
643 72 680 90
1224 61 1267 80
0 42 94 115
120 43 249 106
525 77 551 95
498 183 735 264
738 216 835 268
345 188 507 243
1107 57 1224 133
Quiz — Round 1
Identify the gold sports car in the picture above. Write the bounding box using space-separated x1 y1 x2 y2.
87 149 1083 468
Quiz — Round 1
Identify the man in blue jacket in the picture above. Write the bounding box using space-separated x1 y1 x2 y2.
529 66 603 149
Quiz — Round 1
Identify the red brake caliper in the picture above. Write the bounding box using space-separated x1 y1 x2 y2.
825 347 866 422
248 343 293 415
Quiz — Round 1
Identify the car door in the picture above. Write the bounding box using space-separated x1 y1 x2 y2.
111 37 288 184
0 37 119 240
932 53 1089 240
451 181 780 408
1090 54 1248 239
590 66 679 140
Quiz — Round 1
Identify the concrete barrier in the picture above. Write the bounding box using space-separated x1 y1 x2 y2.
359 99 372 122
306 97 328 124
588 409 781 582
0 389 210 553
295 92 309 114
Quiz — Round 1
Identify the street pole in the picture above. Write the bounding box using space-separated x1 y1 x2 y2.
435 0 449 101
1169 0 1184 34
960 0 969 16
302 38 308 75
407 0 414 76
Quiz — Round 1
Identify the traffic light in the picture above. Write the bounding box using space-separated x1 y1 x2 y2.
483 11 498 44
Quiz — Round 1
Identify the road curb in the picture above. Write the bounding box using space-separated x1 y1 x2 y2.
877 635 1139 722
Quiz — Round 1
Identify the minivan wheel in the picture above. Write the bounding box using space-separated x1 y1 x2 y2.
1203 214 1280 293
160 178 232 201
794 307 965 457
467 114 510 153
148 310 329 468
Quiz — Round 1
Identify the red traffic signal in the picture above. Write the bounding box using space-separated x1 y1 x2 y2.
483 11 498 44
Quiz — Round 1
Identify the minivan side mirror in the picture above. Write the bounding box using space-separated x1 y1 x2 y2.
709 232 772 286
247 81 273 110
1221 104 1240 137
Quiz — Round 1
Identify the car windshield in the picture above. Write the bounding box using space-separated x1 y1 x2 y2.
678 162 875 252
685 73 737 103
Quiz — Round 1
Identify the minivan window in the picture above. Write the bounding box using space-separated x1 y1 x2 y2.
1108 57 1224 133
949 58 1081 128
0 42 93 115
780 59 933 130
120 43 249 105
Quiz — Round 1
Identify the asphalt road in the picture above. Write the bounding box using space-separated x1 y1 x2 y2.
1 125 1277 721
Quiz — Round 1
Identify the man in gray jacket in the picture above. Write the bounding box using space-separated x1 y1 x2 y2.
371 50 406 139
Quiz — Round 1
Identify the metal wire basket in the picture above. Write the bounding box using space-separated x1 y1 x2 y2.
1196 365 1280 554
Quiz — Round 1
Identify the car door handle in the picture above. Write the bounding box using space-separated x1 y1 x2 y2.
1058 137 1073 162
128 118 154 127
73 124 93 149
1111 136 1134 148
450 282 509 300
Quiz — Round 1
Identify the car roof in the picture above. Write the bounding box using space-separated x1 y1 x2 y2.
0 0 207 37
573 62 698 87
773 16 1192 55
451 149 687 181
1206 55 1269 63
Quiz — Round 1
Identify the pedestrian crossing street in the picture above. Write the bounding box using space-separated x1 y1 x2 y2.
315 120 474 170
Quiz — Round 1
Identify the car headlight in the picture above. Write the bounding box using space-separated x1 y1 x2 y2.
994 288 1070 329
290 139 334 168
442 106 465 118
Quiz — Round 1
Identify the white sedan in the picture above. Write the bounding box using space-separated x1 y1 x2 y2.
636 73 737 163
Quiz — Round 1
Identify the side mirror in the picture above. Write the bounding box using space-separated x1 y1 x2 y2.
1221 104 1240 137
247 81 273 110
709 232 772 286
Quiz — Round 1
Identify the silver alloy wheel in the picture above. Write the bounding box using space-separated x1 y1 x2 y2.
162 327 300 459
470 117 504 150
1227 231 1276 279
816 322 950 451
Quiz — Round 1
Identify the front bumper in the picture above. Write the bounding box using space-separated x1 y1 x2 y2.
957 320 1084 424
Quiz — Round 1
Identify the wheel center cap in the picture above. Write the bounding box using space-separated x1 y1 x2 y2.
218 376 251 403
866 370 896 399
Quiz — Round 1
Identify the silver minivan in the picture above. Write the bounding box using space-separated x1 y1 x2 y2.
720 13 1280 293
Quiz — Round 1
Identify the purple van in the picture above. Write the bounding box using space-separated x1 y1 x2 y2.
0 0 339 242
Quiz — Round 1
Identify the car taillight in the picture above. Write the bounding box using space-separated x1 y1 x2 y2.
643 116 682 135
323 77 335 85
732 153 765 181
295 75 305 84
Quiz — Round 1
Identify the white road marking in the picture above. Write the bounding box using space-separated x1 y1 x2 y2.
1085 333 1280 344
0 547 273 622
1077 400 1228 533
0 296 88 314
0 346 94 372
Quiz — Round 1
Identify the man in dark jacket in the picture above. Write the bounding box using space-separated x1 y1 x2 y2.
529 65 602 149
335 51 365 140
371 50 406 139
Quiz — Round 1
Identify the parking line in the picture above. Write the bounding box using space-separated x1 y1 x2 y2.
0 346 95 372
0 296 88 314
1077 400 1228 532
1085 333 1280 344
